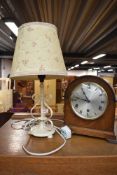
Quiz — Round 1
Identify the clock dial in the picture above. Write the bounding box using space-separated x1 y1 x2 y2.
70 82 108 120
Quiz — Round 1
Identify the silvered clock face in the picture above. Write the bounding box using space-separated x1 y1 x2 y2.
70 82 108 120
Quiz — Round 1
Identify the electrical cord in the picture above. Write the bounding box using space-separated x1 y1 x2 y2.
11 117 71 156
11 118 34 130
22 127 66 156
11 118 64 131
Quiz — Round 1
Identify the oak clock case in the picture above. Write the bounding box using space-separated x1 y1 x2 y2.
64 75 116 140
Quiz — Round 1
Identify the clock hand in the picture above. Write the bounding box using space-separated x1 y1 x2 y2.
81 87 90 102
72 96 90 102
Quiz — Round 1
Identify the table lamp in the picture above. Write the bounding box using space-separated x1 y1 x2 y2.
10 22 67 138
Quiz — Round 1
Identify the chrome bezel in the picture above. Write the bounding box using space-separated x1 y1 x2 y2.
70 82 108 120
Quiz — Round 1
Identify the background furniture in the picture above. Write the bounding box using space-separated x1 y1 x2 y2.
0 78 12 112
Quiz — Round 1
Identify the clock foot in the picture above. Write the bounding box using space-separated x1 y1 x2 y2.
106 138 117 144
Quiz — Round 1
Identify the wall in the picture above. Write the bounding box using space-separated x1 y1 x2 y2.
1 59 12 78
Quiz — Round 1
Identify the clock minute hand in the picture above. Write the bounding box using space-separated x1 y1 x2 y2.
72 96 89 102
81 87 90 102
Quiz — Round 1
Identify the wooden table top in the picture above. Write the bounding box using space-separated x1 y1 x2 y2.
0 116 117 157
0 114 117 175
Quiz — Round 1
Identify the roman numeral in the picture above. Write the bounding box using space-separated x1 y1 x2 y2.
75 104 78 108
99 106 102 110
80 110 82 114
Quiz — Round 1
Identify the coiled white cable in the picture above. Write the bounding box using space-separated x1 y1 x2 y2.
11 118 72 156
22 127 66 156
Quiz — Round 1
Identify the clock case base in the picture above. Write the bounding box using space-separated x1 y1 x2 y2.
64 75 116 140
70 126 116 140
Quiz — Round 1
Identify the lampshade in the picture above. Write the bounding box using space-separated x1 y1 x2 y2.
10 22 67 80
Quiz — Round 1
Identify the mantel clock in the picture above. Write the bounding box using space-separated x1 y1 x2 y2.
64 75 116 140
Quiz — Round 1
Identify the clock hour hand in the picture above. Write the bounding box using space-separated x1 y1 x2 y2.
81 87 90 102
72 96 90 102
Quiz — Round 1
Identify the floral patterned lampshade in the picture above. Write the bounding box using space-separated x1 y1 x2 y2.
10 22 67 80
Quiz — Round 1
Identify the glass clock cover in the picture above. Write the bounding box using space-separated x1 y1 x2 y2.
71 82 108 120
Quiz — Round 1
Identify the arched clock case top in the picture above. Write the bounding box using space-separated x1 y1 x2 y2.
64 75 116 140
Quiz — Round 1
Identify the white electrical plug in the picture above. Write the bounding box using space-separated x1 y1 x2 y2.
60 125 72 139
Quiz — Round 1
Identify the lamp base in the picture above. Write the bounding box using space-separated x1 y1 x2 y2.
28 120 55 138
